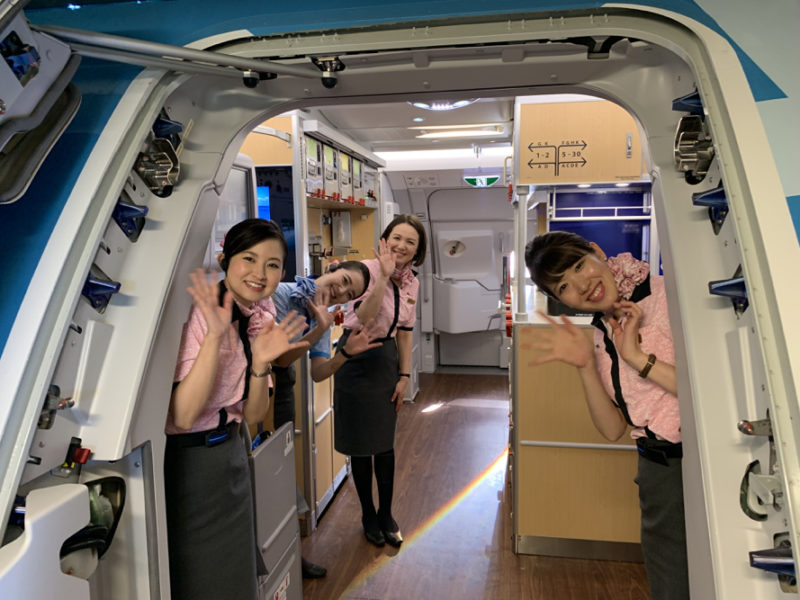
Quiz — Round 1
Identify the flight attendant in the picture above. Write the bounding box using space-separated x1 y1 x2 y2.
164 219 308 600
334 214 427 547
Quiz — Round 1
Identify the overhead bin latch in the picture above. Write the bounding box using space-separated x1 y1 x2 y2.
673 115 714 184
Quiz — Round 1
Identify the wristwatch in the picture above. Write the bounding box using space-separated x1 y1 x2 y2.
251 363 272 378
638 354 656 378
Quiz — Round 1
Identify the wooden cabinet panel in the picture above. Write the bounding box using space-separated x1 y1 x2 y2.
518 100 643 185
314 413 334 505
516 445 640 542
517 327 632 445
240 116 293 165
313 378 331 420
514 324 641 546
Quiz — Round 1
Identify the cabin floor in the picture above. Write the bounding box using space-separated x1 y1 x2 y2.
300 372 650 600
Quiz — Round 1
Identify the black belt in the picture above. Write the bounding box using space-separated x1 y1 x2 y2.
341 329 394 344
636 437 682 466
166 420 239 449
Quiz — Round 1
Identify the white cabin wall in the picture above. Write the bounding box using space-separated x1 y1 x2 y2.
382 171 535 369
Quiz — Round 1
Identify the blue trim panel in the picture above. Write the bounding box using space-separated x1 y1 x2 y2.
0 59 139 349
788 196 800 243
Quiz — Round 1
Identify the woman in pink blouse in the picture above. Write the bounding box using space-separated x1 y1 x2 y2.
165 219 308 600
334 214 427 548
524 231 688 600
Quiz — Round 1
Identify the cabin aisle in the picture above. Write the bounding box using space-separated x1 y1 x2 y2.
301 373 649 600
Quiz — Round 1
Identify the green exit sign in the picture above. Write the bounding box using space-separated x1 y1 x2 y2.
463 176 500 188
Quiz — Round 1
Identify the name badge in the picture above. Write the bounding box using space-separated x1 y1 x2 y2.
407 298 416 304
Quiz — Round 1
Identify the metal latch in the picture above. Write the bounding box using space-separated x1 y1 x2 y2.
674 115 714 184
738 412 782 520
135 137 180 197
38 384 74 430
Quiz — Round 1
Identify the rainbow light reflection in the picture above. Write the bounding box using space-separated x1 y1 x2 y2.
340 447 509 596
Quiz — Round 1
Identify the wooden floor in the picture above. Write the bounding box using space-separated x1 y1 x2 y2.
301 372 650 600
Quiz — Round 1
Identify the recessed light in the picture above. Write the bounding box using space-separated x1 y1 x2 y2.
577 184 591 188
416 129 502 139
408 99 478 111
413 117 424 123
615 182 630 187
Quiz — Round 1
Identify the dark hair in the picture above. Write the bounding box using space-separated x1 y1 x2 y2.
381 214 427 267
327 260 371 297
524 231 595 298
219 218 288 272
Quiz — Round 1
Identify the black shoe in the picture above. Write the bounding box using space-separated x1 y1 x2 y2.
362 515 385 547
378 514 403 548
301 557 327 579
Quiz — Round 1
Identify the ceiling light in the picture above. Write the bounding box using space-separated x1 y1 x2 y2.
615 182 630 187
577 184 591 188
413 117 424 122
417 129 502 139
411 123 505 139
408 99 478 111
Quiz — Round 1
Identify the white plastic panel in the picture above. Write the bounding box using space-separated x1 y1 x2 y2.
436 229 496 281
433 278 501 334
0 484 89 600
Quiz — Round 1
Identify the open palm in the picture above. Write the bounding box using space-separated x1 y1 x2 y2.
187 269 235 343
251 310 310 365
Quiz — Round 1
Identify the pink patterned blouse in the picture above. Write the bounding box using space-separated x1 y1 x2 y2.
592 275 681 443
342 258 419 336
166 297 275 434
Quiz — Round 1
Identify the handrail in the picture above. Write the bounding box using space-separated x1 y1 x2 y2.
34 24 321 79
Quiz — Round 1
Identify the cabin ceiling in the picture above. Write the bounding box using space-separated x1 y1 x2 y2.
307 96 516 153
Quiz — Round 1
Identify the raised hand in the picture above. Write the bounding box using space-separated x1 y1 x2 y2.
521 311 594 369
187 269 235 344
342 321 383 356
251 310 310 365
306 299 336 332
608 300 644 364
373 237 395 278
313 284 331 308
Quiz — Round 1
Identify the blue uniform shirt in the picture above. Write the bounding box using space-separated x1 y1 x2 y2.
272 279 331 359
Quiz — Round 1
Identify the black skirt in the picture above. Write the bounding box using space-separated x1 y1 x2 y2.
164 425 258 600
333 335 399 456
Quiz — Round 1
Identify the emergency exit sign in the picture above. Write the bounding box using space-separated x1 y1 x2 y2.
463 175 499 187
